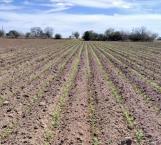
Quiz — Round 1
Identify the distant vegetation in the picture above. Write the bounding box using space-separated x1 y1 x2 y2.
26 27 54 39
55 34 62 39
0 30 5 38
0 27 54 39
72 32 80 39
0 26 159 41
83 27 158 42
6 30 21 38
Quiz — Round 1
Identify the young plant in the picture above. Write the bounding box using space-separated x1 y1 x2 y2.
123 110 134 129
0 125 14 140
93 136 100 145
135 130 144 145
44 129 53 143
52 109 61 128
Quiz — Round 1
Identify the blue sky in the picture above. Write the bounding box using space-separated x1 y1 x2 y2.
0 0 161 36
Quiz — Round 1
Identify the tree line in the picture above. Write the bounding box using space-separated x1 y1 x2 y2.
0 27 62 39
0 27 81 40
82 27 158 41
0 26 159 41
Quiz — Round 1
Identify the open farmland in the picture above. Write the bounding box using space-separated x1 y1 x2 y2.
0 39 161 145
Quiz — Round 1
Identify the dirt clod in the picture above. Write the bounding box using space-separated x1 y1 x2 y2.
39 102 46 106
119 137 132 145
3 101 9 105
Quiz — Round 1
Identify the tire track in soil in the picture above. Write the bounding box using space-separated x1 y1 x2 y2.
92 43 161 144
88 44 134 145
52 45 91 145
0 43 80 145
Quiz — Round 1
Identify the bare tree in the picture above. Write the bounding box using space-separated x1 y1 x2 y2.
72 32 80 39
44 27 54 38
0 30 5 38
129 27 158 41
105 28 114 40
30 27 43 38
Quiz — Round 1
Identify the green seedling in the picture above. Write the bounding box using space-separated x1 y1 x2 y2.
52 109 61 128
106 140 113 144
135 130 144 145
44 130 53 143
93 137 100 145
123 110 134 129
0 126 13 140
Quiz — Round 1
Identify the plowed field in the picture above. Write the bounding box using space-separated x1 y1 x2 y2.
0 39 161 145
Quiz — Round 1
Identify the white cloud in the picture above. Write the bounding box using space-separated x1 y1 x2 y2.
0 0 160 37
34 0 132 14
0 4 21 10
0 11 161 37
50 0 132 9
1 0 13 3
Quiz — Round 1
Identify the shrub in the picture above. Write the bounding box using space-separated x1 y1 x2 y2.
82 31 92 41
55 34 62 39
6 30 20 38
82 31 106 41
129 27 158 41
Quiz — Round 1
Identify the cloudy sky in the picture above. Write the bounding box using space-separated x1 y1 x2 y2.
0 0 161 36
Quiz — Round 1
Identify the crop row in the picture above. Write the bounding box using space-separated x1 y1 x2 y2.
89 42 161 144
94 42 161 108
0 42 81 143
1 40 161 144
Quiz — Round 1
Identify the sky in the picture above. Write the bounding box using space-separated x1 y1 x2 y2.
0 0 161 37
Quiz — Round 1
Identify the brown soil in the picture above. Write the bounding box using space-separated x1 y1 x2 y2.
0 39 161 145
88 44 135 145
53 46 91 145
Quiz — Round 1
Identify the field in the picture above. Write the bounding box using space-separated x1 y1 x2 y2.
0 39 161 145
